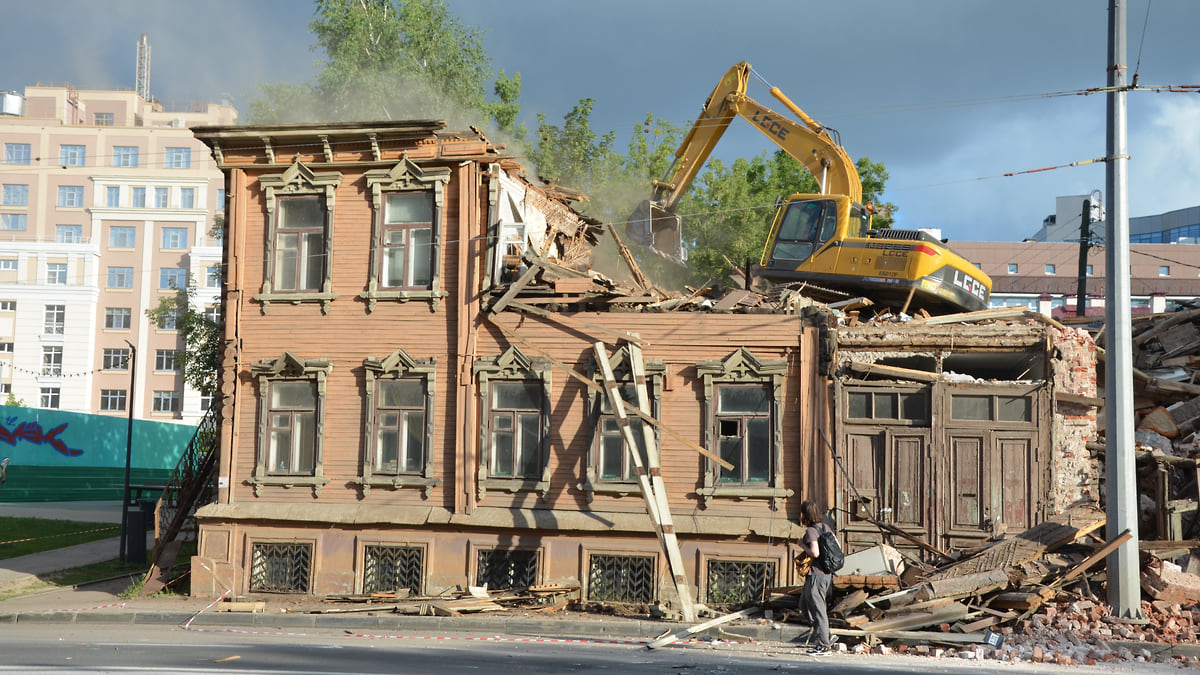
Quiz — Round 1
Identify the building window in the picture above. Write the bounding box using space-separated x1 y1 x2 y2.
199 392 214 411
0 261 14 272
587 553 657 604
273 196 326 292
1160 265 1170 277
203 305 221 324
42 346 62 376
132 187 146 208
180 187 195 209
580 345 665 501
250 353 332 495
100 389 127 412
153 390 181 413
104 307 131 329
1045 264 1056 275
156 308 181 330
249 542 312 593
59 145 86 167
473 347 551 500
0 301 12 311
206 266 221 288
1086 264 1094 276
706 558 776 607
358 348 438 496
56 225 82 243
40 387 60 409
43 305 65 335
363 545 425 596
46 263 67 285
102 348 130 370
476 548 540 591
160 267 186 290
109 226 136 249
57 186 84 207
105 186 120 207
112 146 138 167
94 112 114 126
696 348 789 509
1006 263 1018 274
2 184 28 206
155 349 180 371
0 342 11 353
164 147 191 169
107 266 134 289
0 214 26 231
153 187 168 208
362 158 450 312
161 227 188 249
4 143 31 165
254 162 342 312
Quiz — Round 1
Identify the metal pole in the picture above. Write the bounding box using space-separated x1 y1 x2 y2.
1104 0 1144 621
1076 199 1090 316
120 341 136 564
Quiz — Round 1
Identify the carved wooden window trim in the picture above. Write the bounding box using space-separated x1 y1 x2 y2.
696 348 791 509
249 351 333 498
356 348 440 497
254 161 343 314
361 154 451 312
576 346 665 502
473 346 552 501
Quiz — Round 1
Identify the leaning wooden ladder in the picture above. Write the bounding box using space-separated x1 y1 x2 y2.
593 340 696 622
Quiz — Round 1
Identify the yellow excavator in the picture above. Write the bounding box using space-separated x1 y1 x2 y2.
627 62 991 314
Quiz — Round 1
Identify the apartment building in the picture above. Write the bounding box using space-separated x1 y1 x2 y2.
0 84 235 424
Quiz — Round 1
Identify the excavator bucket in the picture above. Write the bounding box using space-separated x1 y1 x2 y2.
626 200 683 261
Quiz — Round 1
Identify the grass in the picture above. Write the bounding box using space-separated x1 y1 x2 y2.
0 516 122 559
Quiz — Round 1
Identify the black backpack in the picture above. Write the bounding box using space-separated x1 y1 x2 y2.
815 525 844 574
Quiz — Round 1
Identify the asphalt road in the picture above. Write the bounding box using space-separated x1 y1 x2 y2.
0 624 1188 675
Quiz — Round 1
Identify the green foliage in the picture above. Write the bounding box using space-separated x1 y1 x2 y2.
144 280 220 397
856 156 896 229
4 392 25 407
529 99 617 192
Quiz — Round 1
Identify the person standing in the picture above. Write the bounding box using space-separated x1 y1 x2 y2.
798 499 833 655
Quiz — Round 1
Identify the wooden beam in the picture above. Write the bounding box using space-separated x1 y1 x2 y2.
647 607 760 649
847 361 940 383
1049 529 1131 588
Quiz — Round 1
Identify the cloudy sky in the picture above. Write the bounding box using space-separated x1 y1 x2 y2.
4 0 1197 242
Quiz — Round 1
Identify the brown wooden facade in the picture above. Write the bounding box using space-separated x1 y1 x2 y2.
188 121 1097 608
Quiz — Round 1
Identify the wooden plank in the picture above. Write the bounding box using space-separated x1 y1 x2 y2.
832 627 988 645
914 569 1010 602
847 361 939 383
858 602 969 632
1050 529 1132 588
647 607 759 649
918 307 1031 326
1054 392 1104 408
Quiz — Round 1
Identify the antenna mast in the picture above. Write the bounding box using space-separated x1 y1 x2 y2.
135 34 151 101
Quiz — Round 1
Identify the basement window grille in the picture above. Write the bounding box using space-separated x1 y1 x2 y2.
249 542 312 593
587 553 656 604
476 548 539 591
363 545 424 595
705 559 775 607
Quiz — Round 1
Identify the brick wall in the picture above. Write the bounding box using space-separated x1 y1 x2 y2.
1048 326 1101 512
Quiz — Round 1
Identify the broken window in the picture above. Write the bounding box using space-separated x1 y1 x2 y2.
580 347 665 501
380 192 433 289
596 384 648 481
473 347 552 500
250 352 333 497
358 348 440 497
696 348 788 509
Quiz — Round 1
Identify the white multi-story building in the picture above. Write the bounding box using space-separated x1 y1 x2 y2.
0 84 235 424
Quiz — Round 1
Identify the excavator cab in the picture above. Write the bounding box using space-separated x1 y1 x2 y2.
762 195 869 278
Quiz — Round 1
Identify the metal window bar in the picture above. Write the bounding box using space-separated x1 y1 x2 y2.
250 542 312 593
476 549 538 591
705 559 776 607
587 554 657 604
363 545 424 595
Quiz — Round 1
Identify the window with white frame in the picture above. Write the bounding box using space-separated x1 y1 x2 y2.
199 392 214 411
112 146 138 167
102 348 129 370
695 348 789 509
153 390 181 413
156 308 181 330
59 145 86 166
380 192 434 289
164 147 190 169
206 266 221 288
0 214 26 231
105 186 120 207
107 266 134 289
1160 265 1170 277
2 184 28 206
180 187 195 208
132 187 146 208
109 226 136 249
104 307 131 329
100 389 126 412
0 300 12 311
1045 264 1056 275
57 186 84 207
358 348 439 496
0 261 14 272
161 227 188 249
160 267 186 290
203 305 221 324
56 225 82 243
250 352 333 496
46 263 67 285
4 143 30 165
43 305 64 335
40 387 60 409
42 346 62 376
473 347 551 499
155 349 180 371
0 342 12 353
94 112 114 126
154 187 168 208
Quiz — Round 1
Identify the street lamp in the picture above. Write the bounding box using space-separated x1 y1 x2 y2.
119 340 136 564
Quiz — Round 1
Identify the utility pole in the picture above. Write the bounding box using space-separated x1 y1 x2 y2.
1076 199 1091 316
1104 0 1144 622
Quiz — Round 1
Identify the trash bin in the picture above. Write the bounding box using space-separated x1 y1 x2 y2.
123 499 156 564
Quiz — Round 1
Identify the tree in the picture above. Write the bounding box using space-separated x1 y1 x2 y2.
145 280 221 398
4 392 25 407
